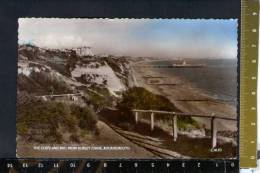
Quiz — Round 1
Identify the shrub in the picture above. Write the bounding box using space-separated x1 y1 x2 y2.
70 104 98 131
70 134 80 143
18 71 72 95
83 86 112 111
118 87 179 112
17 93 98 143
117 87 198 129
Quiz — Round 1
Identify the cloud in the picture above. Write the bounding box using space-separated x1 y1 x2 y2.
18 18 238 59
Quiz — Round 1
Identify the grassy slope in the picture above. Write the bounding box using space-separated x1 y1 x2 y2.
17 93 98 144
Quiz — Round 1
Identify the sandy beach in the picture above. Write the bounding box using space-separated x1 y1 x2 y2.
131 61 237 132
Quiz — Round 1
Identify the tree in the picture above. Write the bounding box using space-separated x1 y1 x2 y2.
118 87 177 111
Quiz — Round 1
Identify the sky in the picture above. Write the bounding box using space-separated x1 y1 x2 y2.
18 18 237 59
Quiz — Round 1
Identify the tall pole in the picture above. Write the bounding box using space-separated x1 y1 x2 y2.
172 115 178 142
211 117 217 148
135 112 138 124
151 112 154 131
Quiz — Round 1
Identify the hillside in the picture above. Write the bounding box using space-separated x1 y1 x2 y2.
18 44 132 96
17 44 134 145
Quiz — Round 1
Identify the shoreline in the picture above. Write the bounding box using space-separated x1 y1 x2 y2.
131 61 237 132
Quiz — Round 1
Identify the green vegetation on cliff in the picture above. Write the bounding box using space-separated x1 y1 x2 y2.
18 71 72 95
118 87 179 111
117 87 199 129
17 92 98 144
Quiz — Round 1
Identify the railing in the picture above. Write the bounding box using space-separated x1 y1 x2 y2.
132 109 236 148
35 93 84 101
36 93 83 97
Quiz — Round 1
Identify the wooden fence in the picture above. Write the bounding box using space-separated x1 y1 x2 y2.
132 109 236 148
35 93 84 101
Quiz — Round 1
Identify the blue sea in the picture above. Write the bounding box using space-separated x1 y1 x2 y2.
149 59 237 102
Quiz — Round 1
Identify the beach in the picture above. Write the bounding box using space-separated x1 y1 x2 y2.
131 60 237 132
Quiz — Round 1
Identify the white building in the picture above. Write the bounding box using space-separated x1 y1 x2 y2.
74 46 94 57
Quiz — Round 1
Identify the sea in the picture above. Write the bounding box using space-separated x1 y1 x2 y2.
149 59 237 103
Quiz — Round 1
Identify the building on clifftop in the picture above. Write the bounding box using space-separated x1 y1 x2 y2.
74 46 94 57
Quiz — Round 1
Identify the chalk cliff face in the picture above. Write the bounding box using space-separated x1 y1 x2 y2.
18 44 132 97
71 61 125 94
